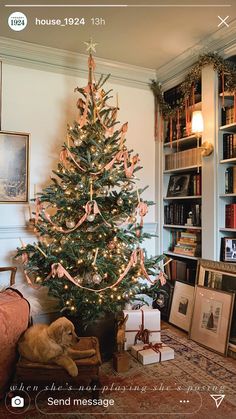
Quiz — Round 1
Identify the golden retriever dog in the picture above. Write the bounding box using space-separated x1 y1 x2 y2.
18 317 95 377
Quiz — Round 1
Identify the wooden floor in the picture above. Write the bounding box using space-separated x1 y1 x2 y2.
162 320 187 337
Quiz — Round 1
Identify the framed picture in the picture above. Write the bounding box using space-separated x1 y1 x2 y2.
167 174 191 197
197 259 236 290
169 281 195 331
221 237 236 262
189 286 235 355
0 131 29 203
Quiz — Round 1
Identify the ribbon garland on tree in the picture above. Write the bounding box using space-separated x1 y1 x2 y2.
20 246 167 293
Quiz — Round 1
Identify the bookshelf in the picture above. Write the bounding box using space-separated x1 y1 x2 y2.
157 60 236 354
217 90 236 262
160 85 203 285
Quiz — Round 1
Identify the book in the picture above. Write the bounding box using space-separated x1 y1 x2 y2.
225 204 236 228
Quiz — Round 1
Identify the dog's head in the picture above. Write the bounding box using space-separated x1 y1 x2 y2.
47 317 79 348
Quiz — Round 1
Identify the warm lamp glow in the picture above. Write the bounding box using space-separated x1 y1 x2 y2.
191 111 204 134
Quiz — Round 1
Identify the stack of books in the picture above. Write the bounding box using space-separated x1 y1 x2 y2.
165 148 202 170
225 204 236 228
173 230 201 257
222 106 235 126
223 134 236 159
225 167 236 193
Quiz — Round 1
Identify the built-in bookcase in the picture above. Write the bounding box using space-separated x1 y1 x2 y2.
218 92 236 262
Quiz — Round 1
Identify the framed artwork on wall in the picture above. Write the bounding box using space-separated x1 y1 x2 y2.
0 131 30 203
169 281 195 331
189 286 235 355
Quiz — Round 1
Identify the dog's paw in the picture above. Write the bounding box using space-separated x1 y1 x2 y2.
87 349 96 357
68 364 78 377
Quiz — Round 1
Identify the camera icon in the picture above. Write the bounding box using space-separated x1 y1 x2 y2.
11 396 24 408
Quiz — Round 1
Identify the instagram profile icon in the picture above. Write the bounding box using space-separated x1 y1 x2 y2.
8 12 27 31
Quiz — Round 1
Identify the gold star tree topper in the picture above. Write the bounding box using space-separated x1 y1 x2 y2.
84 39 98 54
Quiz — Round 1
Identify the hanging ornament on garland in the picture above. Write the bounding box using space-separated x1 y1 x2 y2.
87 214 95 222
92 273 102 284
66 220 76 229
76 182 84 191
74 139 83 146
61 183 67 190
117 197 124 206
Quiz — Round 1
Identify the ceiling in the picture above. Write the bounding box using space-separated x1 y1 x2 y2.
0 0 235 70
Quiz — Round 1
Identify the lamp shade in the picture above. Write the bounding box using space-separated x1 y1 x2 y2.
191 111 204 134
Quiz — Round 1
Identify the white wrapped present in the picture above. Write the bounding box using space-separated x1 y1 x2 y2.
123 308 161 350
131 342 174 365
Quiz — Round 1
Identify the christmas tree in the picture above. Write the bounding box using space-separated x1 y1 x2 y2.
17 41 166 323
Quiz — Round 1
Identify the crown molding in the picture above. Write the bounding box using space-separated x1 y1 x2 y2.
0 37 156 90
157 21 236 90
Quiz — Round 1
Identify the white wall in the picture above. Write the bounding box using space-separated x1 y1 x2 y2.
0 61 157 287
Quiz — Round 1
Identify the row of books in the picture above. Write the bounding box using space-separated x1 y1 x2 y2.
225 204 236 229
223 134 236 160
164 203 201 226
225 167 236 193
191 173 201 196
165 148 202 170
222 106 235 126
169 259 196 284
170 230 201 257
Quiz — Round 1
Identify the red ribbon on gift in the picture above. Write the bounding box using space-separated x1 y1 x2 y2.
135 308 150 344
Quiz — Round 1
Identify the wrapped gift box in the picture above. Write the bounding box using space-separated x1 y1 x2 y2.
131 342 174 365
123 308 161 350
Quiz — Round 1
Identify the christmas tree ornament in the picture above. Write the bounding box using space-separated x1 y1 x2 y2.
87 214 95 222
117 197 123 206
61 183 67 190
76 182 84 191
127 183 134 191
92 273 102 284
66 220 76 229
74 139 83 146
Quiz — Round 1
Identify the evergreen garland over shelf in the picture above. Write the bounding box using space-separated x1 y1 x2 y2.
150 52 236 120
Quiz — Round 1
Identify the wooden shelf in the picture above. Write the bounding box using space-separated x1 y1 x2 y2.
164 251 199 261
219 228 236 232
219 122 236 133
164 134 199 148
220 158 236 164
163 195 202 200
164 224 202 230
164 165 201 174
219 193 236 198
